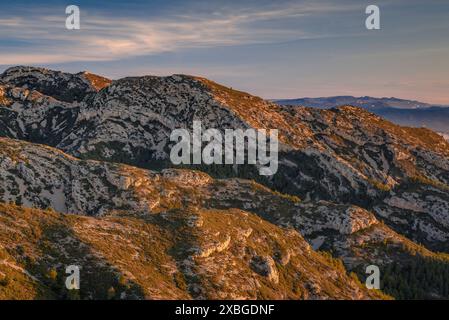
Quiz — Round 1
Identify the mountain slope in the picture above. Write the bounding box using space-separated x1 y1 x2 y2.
1 136 449 299
1 200 385 300
373 107 449 137
274 96 449 137
1 67 449 251
1 66 449 299
0 66 111 102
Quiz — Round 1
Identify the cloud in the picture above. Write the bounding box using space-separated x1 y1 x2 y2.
0 1 359 65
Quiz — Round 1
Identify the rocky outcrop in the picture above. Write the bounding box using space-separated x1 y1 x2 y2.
250 256 279 284
0 66 110 102
1 66 449 299
0 203 382 300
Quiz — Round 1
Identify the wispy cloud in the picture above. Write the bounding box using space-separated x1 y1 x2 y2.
0 1 359 65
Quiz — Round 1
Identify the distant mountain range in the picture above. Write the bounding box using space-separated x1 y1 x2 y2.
274 96 449 110
274 96 449 137
1 67 449 300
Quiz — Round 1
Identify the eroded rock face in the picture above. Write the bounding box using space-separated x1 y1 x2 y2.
0 66 111 102
1 66 449 299
0 203 383 300
290 202 379 236
0 138 196 215
373 184 449 250
250 256 279 284
1 67 448 203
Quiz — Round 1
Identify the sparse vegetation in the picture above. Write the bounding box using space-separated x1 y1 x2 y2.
2 66 449 301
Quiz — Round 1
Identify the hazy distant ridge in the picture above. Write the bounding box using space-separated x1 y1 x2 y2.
274 96 449 135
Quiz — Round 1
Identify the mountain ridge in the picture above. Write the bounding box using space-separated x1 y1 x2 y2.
1 66 449 251
273 96 449 137
2 66 449 299
273 95 449 109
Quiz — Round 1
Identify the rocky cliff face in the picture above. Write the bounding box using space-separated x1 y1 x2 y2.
0 66 111 102
1 66 449 300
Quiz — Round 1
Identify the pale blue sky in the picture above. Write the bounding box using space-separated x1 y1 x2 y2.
1 0 448 103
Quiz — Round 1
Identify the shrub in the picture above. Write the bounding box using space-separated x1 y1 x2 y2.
0 275 11 287
47 268 58 281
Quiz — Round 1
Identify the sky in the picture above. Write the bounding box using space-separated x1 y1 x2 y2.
0 0 449 104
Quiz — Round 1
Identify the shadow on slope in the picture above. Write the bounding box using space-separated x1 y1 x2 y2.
0 203 145 300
